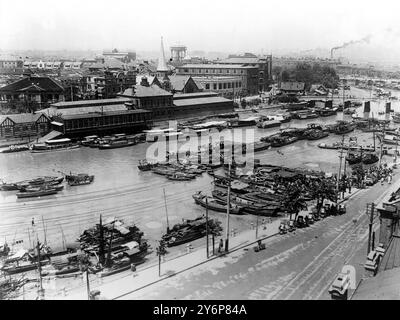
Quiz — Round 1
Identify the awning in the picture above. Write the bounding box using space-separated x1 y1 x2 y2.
51 121 64 127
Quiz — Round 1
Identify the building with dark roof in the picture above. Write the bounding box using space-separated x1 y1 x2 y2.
279 81 305 95
0 75 65 109
0 113 50 138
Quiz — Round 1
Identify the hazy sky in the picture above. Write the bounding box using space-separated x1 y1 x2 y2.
1 0 400 55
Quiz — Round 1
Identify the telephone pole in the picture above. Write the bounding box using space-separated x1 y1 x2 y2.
366 203 375 254
336 135 345 203
206 197 209 259
225 162 231 252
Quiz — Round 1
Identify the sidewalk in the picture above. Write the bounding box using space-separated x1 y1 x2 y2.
55 219 282 300
35 185 366 300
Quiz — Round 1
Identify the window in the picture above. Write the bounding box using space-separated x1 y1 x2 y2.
205 83 210 89
213 83 217 90
219 69 222 73
228 83 231 89
241 70 244 74
219 83 222 89
184 69 188 73
206 69 208 73
226 69 229 74
223 83 227 89
234 69 237 73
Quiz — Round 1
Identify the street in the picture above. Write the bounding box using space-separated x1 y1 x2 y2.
117 175 396 300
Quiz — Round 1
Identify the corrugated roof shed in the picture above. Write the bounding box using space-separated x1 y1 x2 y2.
173 96 232 106
0 113 48 124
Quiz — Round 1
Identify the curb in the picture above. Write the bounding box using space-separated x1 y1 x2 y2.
111 231 280 300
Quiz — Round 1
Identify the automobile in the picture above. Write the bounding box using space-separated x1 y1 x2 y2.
287 220 296 232
306 213 314 224
328 272 351 300
338 204 346 215
279 221 288 234
375 243 385 258
364 250 380 275
295 216 307 228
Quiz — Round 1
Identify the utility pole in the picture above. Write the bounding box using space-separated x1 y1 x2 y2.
163 188 170 233
225 162 231 252
206 197 209 259
255 214 259 239
36 240 44 300
336 135 345 203
367 203 375 254
86 269 91 300
379 122 386 167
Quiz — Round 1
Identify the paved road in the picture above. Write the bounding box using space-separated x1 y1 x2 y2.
119 177 396 300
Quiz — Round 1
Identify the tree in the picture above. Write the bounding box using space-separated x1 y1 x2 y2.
282 181 308 221
309 178 336 213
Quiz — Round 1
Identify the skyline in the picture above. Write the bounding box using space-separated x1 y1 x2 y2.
1 0 400 63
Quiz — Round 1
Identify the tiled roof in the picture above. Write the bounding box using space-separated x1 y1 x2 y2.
173 96 232 106
0 76 64 93
168 75 190 91
0 113 48 124
120 85 172 98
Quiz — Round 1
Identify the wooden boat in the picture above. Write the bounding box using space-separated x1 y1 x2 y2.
66 173 94 186
345 153 362 165
0 182 18 191
138 160 156 171
16 188 58 198
161 216 219 247
362 153 379 165
317 108 337 117
26 176 64 186
0 144 29 153
334 124 354 135
271 136 298 147
253 141 272 152
152 167 176 176
192 192 243 214
1 260 48 275
256 120 281 129
305 130 329 140
98 140 135 149
167 174 193 181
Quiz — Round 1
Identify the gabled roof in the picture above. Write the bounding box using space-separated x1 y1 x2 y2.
0 76 64 93
18 84 46 92
119 84 172 98
168 75 191 91
0 113 49 124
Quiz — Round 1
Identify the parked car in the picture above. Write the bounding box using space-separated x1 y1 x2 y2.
338 204 346 215
295 216 307 228
279 221 288 234
328 272 351 300
306 213 314 224
364 250 380 275
287 220 296 232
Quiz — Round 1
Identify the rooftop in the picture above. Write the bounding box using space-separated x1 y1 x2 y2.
61 109 150 120
173 96 232 107
51 98 132 108
0 113 48 124
0 76 64 93
173 92 219 100
179 64 256 69
39 104 130 117
119 84 172 98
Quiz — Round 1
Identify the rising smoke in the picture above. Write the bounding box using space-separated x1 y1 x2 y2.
330 34 372 58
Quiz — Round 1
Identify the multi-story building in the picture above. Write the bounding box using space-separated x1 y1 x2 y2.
217 53 273 92
0 75 65 109
176 64 259 96
0 113 50 139
103 49 136 63
0 57 23 69
192 76 243 98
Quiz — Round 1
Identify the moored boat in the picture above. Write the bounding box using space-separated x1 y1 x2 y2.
30 138 80 153
192 192 243 214
98 140 135 149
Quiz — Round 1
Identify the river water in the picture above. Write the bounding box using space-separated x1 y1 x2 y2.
1 86 400 251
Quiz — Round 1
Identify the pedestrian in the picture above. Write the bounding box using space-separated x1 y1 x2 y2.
381 176 385 185
218 239 223 253
250 222 254 229
388 173 392 184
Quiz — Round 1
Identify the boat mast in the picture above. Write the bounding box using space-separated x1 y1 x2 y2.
99 215 105 266
163 188 170 233
41 215 47 246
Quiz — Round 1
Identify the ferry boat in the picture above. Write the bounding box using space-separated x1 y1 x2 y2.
30 138 80 153
98 140 135 149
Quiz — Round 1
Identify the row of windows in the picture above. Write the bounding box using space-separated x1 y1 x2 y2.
65 114 148 130
180 68 245 75
204 82 242 90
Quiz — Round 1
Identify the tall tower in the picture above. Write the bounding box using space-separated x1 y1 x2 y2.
157 36 169 78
